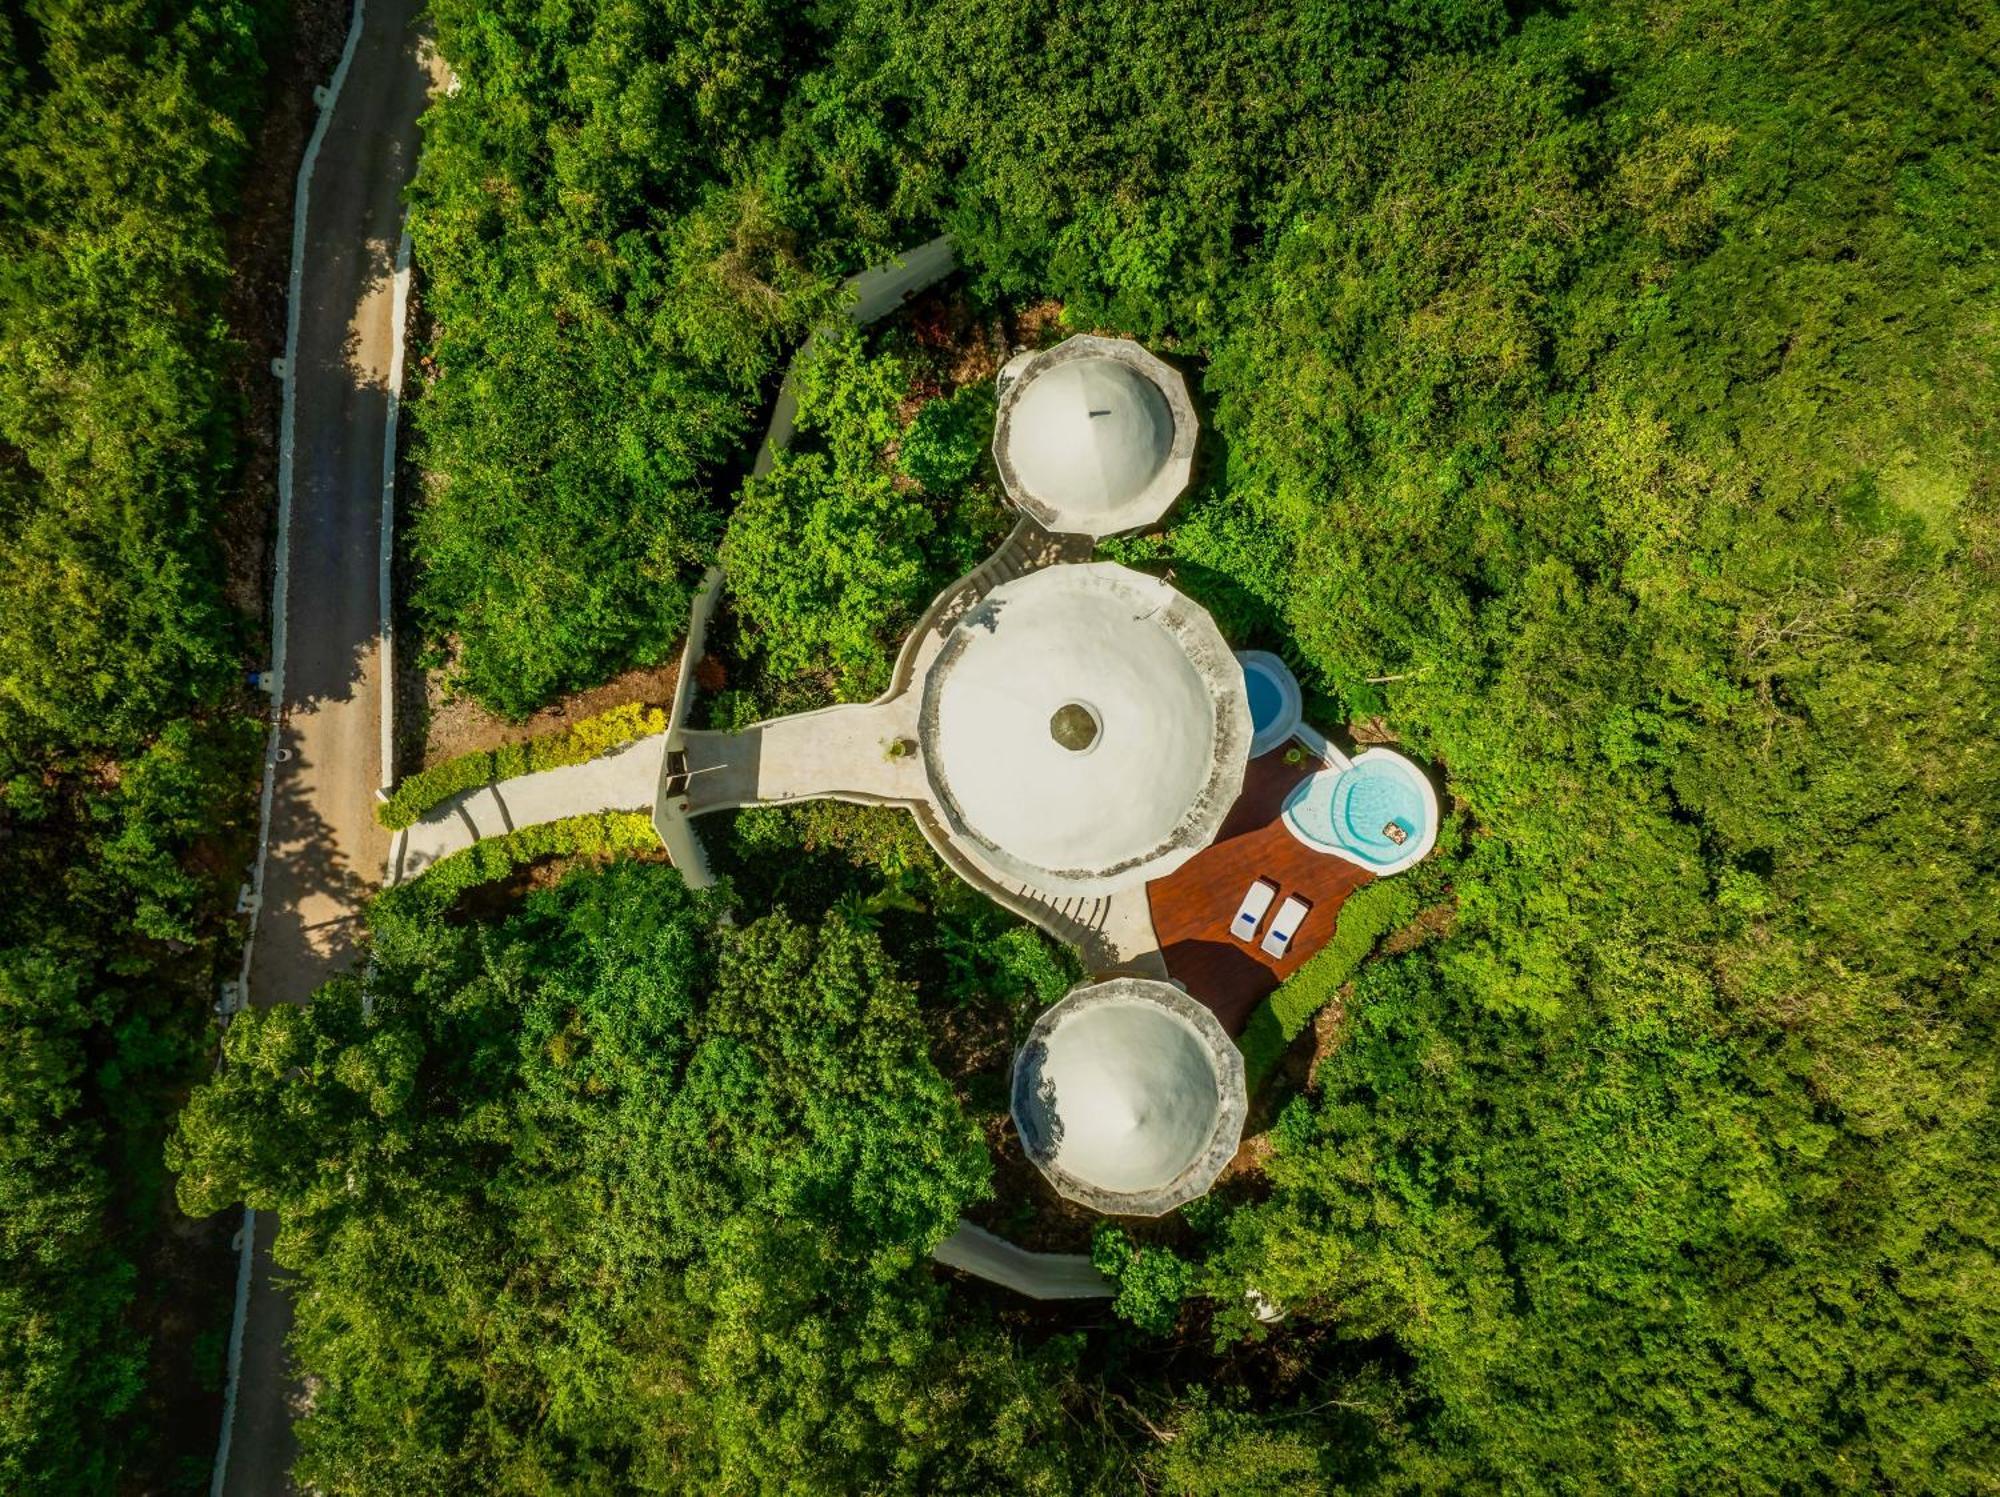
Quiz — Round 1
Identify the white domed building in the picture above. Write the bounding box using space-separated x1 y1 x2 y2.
993 335 1197 538
919 562 1250 896
1011 976 1247 1215
655 330 1260 1222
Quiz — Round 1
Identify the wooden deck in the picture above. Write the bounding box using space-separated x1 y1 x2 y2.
1146 748 1373 1034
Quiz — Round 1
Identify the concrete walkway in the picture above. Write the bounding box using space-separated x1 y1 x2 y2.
390 735 668 882
678 700 923 815
751 236 957 480
933 1221 1112 1299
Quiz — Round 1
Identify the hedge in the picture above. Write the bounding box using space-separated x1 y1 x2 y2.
1239 878 1423 1088
374 812 661 920
378 703 667 829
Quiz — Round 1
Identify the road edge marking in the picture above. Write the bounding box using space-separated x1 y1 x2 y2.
380 220 412 804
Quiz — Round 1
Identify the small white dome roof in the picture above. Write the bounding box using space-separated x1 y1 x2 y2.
1007 359 1168 510
919 563 1251 895
1033 1003 1219 1190
992 336 1196 537
1012 978 1247 1215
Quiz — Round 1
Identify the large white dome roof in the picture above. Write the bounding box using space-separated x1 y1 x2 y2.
918 563 1251 896
992 336 1196 537
1012 978 1247 1214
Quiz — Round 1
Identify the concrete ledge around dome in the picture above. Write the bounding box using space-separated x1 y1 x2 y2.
993 335 1197 538
1011 976 1247 1217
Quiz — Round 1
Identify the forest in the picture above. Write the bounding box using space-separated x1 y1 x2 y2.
0 0 280 1489
5 0 1998 1491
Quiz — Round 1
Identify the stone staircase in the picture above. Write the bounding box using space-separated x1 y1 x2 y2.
887 518 1092 696
909 803 1124 964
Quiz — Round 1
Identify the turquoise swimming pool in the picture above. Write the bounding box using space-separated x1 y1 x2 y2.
1236 650 1302 757
1281 750 1435 872
1333 757 1427 859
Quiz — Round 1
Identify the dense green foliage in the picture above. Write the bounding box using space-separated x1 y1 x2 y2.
907 0 1991 1485
404 0 859 716
719 327 935 699
715 323 1007 709
172 862 1108 1492
1240 877 1430 1086
375 703 665 829
0 0 265 754
404 1 1039 718
158 0 2000 1488
1092 1226 1200 1337
712 800 1077 1012
0 0 275 1487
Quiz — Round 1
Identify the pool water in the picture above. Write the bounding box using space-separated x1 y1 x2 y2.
1245 668 1283 732
1282 751 1434 870
1237 651 1303 757
1332 759 1426 856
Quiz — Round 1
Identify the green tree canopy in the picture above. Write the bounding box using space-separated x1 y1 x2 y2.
719 326 934 699
0 0 274 1485
172 861 1106 1492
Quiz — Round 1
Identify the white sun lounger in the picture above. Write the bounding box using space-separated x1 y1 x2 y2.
1230 878 1279 942
1260 894 1312 960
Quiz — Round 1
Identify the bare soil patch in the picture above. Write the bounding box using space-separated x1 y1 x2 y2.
1307 990 1353 1091
1383 896 1457 955
1011 298 1068 350
1217 1129 1276 1186
418 659 681 768
894 287 1068 394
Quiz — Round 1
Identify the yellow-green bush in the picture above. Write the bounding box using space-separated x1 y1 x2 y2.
378 704 666 830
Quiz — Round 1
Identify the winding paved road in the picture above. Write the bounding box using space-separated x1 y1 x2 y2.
223 2 439 1491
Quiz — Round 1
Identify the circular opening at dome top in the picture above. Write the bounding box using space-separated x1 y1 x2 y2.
1049 701 1101 753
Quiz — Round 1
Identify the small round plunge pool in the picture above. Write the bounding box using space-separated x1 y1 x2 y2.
1281 748 1438 875
1236 650 1302 758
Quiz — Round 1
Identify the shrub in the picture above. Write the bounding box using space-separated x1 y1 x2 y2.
373 812 661 921
720 328 934 700
1240 879 1423 1088
1236 1004 1289 1094
899 383 994 493
377 704 666 829
1093 1226 1200 1336
720 448 931 696
404 0 827 717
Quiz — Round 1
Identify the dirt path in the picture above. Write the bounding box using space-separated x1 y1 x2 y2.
222 2 441 1491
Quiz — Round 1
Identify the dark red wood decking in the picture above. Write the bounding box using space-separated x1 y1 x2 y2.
1146 748 1373 1034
